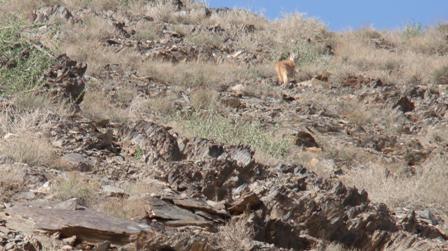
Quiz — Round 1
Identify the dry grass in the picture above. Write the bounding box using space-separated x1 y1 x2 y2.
332 27 448 87
342 154 448 213
144 0 208 24
96 197 146 220
137 61 254 87
216 214 254 250
127 94 179 121
51 172 100 206
190 88 218 110
0 164 27 202
97 179 170 219
133 21 163 41
12 93 72 115
81 90 129 122
0 133 56 167
0 109 58 168
185 31 225 48
175 111 291 158
205 8 268 29
432 65 448 85
59 15 115 72
0 109 42 137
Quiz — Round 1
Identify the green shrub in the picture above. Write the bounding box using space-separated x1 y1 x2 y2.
402 22 424 39
0 18 53 95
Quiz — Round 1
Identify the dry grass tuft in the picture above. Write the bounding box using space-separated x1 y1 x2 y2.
342 154 448 212
52 172 100 206
176 112 291 158
190 88 218 110
81 90 129 122
216 214 254 250
96 197 146 220
0 133 56 167
432 65 448 85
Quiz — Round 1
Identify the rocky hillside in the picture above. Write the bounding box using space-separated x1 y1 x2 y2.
0 1 448 250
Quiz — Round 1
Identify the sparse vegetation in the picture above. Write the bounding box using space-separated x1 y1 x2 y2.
0 134 56 167
97 197 146 219
0 17 53 95
1 0 448 249
216 215 254 250
81 90 129 122
178 112 291 158
402 22 424 39
52 172 99 206
190 88 218 110
432 65 448 85
342 154 448 212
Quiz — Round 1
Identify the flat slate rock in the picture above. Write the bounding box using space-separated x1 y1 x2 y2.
145 197 209 226
6 206 150 244
171 198 229 217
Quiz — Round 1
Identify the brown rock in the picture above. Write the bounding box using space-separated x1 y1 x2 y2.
6 206 150 244
293 131 319 148
171 198 228 217
228 193 261 215
393 96 415 113
145 197 210 226
62 235 77 246
58 153 92 172
43 54 87 104
221 96 245 109
122 121 182 162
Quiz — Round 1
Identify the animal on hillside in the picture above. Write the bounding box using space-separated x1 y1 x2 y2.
275 53 297 85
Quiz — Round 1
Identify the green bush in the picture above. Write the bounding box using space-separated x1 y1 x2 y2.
0 18 53 95
402 22 424 39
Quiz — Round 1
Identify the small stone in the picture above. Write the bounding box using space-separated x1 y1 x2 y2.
59 153 92 172
96 240 111 251
62 235 77 246
393 96 415 113
5 242 15 250
61 245 73 251
102 185 127 198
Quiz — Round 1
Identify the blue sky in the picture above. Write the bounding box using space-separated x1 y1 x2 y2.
206 0 448 31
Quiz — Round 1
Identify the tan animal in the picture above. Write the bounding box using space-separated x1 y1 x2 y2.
275 53 297 85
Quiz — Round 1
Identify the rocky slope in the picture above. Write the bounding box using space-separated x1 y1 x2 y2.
0 1 448 250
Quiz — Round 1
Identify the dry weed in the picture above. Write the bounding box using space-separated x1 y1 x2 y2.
12 93 72 115
0 133 56 167
216 214 254 250
190 88 218 110
52 172 100 206
342 154 448 212
1 109 55 134
205 8 268 30
81 90 129 122
96 197 146 220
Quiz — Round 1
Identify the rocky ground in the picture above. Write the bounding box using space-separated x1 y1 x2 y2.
0 1 448 250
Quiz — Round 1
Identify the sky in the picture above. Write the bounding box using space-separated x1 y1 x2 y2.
206 0 448 31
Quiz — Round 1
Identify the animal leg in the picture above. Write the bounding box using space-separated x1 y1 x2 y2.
282 71 288 85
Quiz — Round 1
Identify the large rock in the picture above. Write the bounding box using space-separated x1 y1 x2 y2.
43 54 87 104
145 197 210 227
6 206 150 244
121 120 182 162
